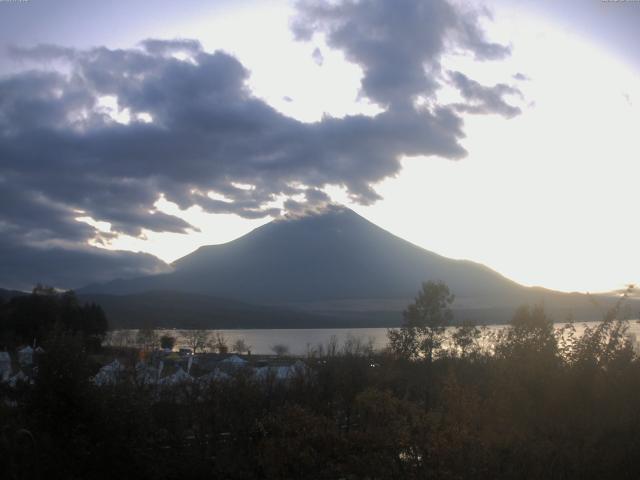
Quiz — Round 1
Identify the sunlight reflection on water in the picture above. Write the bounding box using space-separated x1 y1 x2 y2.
108 319 640 355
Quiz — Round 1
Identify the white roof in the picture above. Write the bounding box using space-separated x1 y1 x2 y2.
18 346 34 354
255 365 294 381
255 361 308 381
93 360 125 386
159 367 192 385
221 355 247 365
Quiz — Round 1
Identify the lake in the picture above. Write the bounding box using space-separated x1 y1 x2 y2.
107 319 640 355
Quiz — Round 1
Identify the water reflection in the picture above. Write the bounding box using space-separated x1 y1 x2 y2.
106 320 640 355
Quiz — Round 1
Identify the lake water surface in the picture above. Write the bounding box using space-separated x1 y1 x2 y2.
108 319 640 355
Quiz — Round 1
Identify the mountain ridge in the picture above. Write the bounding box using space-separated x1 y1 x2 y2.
82 206 523 302
80 206 631 326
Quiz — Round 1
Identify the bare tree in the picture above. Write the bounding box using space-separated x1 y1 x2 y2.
136 326 159 351
210 331 229 354
342 334 375 356
232 338 250 354
185 329 209 354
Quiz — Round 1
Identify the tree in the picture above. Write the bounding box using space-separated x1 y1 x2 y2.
232 338 250 354
388 281 454 361
136 325 159 351
106 329 133 348
271 343 290 357
185 329 209 354
160 335 176 350
452 320 482 358
494 304 558 363
0 287 107 350
212 331 229 354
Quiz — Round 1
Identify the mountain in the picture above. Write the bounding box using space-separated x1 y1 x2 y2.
0 288 28 301
84 206 521 300
82 206 627 326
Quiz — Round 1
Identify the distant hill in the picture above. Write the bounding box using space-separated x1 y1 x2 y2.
0 288 28 301
81 206 634 327
77 290 372 329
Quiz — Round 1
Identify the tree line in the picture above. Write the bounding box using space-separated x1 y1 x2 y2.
0 285 107 351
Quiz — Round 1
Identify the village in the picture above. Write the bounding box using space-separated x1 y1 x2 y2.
0 339 311 391
93 349 310 387
0 345 43 388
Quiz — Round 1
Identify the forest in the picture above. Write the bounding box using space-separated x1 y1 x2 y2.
1 283 640 479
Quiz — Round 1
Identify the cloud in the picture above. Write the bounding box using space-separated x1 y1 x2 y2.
0 0 518 288
449 71 522 118
1 38 468 235
0 237 170 291
282 187 333 217
292 0 511 108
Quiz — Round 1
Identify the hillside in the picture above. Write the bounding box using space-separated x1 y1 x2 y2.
81 206 631 326
0 288 28 301
84 207 522 301
77 291 368 329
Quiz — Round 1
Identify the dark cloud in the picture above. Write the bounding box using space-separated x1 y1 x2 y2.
449 71 522 118
1 38 468 235
0 238 169 291
292 0 510 108
282 187 333 217
0 0 518 288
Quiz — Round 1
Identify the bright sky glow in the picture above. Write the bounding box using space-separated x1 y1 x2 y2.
352 9 640 293
71 1 640 293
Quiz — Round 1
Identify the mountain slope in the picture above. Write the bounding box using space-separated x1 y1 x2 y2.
82 206 629 325
0 288 28 301
85 207 522 304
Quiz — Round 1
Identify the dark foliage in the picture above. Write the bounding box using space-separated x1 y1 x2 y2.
2 286 640 479
0 285 107 350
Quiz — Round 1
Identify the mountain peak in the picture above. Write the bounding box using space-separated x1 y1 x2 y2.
281 203 360 220
79 204 623 327
85 203 520 304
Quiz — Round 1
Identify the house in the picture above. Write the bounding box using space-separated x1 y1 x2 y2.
254 360 308 382
158 367 192 385
93 359 125 386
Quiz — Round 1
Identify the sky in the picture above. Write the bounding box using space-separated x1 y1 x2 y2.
0 0 638 293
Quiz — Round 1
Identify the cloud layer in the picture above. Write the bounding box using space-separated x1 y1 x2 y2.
0 239 170 292
0 0 521 288
293 0 511 108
